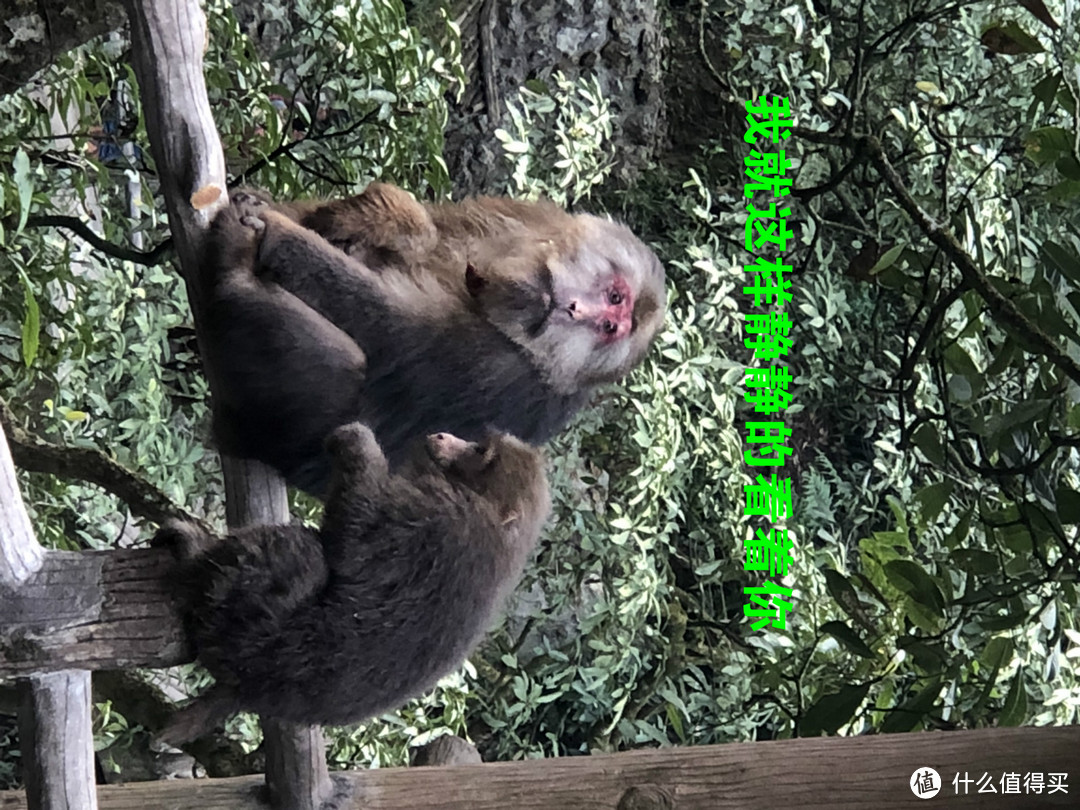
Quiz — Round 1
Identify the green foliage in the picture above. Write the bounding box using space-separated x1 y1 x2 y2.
468 0 1080 759
0 68 208 547
688 0 1080 739
202 0 464 199
495 74 614 205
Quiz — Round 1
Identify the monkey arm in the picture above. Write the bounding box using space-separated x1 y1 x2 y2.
319 422 391 563
325 422 389 487
248 209 432 346
281 182 437 267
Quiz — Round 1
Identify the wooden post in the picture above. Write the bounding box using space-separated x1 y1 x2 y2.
17 672 97 810
121 2 332 807
1 425 97 810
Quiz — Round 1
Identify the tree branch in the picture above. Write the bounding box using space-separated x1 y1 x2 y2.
0 398 206 531
25 215 173 266
796 128 1080 387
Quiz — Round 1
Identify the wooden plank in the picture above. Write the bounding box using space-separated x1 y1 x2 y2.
0 727 1074 809
0 548 188 676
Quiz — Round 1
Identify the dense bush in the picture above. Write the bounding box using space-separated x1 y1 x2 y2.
0 0 1077 784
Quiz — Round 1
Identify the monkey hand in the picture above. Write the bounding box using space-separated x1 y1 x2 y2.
326 422 389 481
151 519 216 562
229 187 272 215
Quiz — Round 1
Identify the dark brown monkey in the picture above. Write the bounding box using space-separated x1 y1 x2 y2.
202 185 665 493
155 422 550 741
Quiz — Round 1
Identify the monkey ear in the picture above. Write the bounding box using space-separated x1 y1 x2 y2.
465 263 487 297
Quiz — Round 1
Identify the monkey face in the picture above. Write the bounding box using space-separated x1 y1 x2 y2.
484 215 666 394
425 432 494 478
552 217 665 378
424 431 551 528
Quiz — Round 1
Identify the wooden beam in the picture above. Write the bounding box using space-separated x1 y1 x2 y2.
0 548 187 676
0 727 1074 809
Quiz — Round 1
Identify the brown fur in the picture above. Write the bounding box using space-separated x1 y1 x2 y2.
202 185 665 494
156 423 550 742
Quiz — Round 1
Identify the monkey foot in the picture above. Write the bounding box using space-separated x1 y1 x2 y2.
228 189 270 231
151 520 215 561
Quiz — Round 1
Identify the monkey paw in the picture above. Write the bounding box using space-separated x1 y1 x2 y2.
326 422 379 458
229 188 271 214
326 422 389 482
151 519 216 562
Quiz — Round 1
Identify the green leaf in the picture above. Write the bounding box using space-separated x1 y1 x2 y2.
880 679 942 733
980 612 1029 631
13 149 33 234
1030 72 1062 115
1042 241 1080 287
994 398 1051 434
1024 126 1071 166
884 560 945 616
985 338 1019 377
982 21 1044 56
945 507 973 550
1057 154 1080 181
915 481 954 524
868 244 904 275
18 271 40 368
1047 179 1080 203
820 620 874 658
911 424 945 465
943 343 979 378
998 669 1027 727
823 569 863 619
799 684 870 736
980 636 1013 670
897 641 947 671
950 548 999 576
1055 487 1080 524
665 702 685 742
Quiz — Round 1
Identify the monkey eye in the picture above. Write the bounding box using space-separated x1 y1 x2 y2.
608 290 623 305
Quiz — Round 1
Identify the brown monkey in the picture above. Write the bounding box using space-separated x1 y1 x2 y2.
155 422 550 741
202 185 665 494
278 183 664 390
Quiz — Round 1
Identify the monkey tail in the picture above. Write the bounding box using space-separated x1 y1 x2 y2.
159 684 242 746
